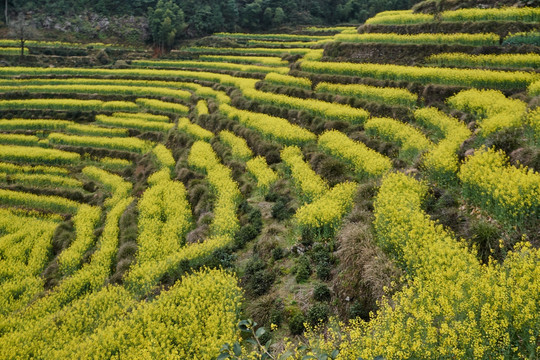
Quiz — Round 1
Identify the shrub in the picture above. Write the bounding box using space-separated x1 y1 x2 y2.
307 303 329 326
295 255 312 283
313 284 331 302
289 312 306 335
234 224 259 249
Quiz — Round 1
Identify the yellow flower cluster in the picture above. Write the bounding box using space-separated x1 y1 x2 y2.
264 72 312 89
182 46 311 56
365 117 433 161
303 49 324 61
447 89 527 135
82 165 133 208
219 103 316 145
365 10 433 24
0 118 68 131
0 133 41 147
301 60 539 89
112 111 169 122
242 88 370 124
335 32 499 46
151 144 176 172
177 117 214 140
48 132 153 154
281 146 329 202
0 188 80 214
0 210 59 315
318 130 392 178
58 204 102 276
1 269 241 360
0 171 82 189
0 39 134 49
0 84 192 101
0 171 79 193
64 123 129 137
66 270 241 360
0 77 230 104
199 54 288 66
528 80 540 96
4 193 132 331
295 181 357 237
332 172 540 359
207 165 241 237
132 170 192 268
246 156 278 193
0 117 127 137
215 32 331 41
188 140 220 171
440 6 540 22
527 107 540 138
458 147 540 227
0 46 29 55
195 99 210 115
95 114 174 132
0 144 80 165
426 52 540 69
414 107 471 183
246 39 331 48
304 26 356 32
99 157 132 171
0 98 138 112
0 161 68 175
188 140 241 237
136 98 190 115
315 82 417 107
133 59 289 74
219 130 253 161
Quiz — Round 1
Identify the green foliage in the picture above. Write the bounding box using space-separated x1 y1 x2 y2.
289 312 306 335
295 255 312 283
307 303 329 326
245 257 275 297
147 0 186 51
313 284 331 302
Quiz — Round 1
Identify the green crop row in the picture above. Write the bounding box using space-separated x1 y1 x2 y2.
132 59 289 75
318 130 392 179
246 156 278 193
335 32 499 46
414 107 471 184
95 114 174 132
47 133 153 154
281 146 328 202
264 72 312 89
0 144 81 165
426 52 540 69
0 118 128 137
295 181 357 238
219 130 253 161
301 60 539 90
315 82 418 107
447 89 527 135
199 55 287 66
219 103 316 145
365 117 433 161
459 147 540 228
242 88 370 124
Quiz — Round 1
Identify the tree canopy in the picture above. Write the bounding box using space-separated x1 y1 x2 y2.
4 0 418 34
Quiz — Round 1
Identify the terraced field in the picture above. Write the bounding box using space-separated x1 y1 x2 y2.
0 7 539 360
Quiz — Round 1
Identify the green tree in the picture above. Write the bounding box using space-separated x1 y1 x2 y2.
273 6 285 26
8 13 37 58
221 0 239 31
263 7 273 27
147 0 185 53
